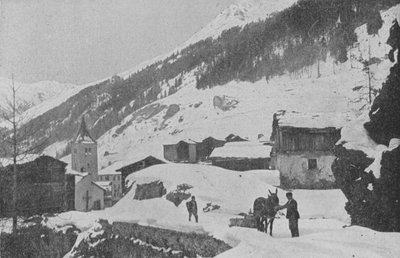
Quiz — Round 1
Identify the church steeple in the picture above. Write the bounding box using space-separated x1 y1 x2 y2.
71 115 98 179
75 116 96 143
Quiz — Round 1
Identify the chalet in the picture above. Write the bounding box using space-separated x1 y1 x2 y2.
271 111 342 189
116 155 165 193
0 156 74 217
209 142 272 171
196 137 226 161
163 140 198 163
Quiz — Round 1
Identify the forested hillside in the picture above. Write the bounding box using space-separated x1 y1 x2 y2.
6 0 399 158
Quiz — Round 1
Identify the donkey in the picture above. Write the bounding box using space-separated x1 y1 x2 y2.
253 188 279 236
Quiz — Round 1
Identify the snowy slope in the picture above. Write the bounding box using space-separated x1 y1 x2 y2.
48 4 395 173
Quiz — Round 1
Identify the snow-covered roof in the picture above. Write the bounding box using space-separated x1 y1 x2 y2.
0 154 66 168
94 181 112 192
210 142 272 159
278 111 346 129
92 181 107 192
163 139 199 145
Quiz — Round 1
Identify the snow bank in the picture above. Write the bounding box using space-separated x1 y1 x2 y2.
210 142 272 159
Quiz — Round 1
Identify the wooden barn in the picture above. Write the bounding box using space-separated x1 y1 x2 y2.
196 137 226 161
116 155 165 193
0 156 74 217
210 142 272 171
163 140 198 163
271 111 341 189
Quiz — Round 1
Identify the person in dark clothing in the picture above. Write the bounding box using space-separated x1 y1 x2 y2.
276 192 300 237
186 196 198 223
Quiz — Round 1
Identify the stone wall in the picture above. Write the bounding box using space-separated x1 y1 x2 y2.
134 180 167 200
277 151 337 189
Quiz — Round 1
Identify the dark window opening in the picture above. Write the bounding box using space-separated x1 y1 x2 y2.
308 159 317 170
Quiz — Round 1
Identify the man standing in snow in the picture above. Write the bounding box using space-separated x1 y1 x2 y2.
276 192 300 237
186 196 198 223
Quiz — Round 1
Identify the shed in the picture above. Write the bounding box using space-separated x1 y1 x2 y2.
163 140 198 163
196 137 226 161
210 142 272 171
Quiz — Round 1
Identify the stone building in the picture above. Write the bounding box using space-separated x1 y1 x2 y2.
271 111 341 189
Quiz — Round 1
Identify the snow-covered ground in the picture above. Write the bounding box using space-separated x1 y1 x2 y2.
36 163 400 257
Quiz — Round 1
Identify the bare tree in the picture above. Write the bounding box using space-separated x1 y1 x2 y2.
0 74 47 234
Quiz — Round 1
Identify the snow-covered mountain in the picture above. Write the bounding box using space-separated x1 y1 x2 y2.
184 0 298 46
0 78 75 114
0 78 83 127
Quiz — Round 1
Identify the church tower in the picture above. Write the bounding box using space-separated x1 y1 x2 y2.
71 116 98 180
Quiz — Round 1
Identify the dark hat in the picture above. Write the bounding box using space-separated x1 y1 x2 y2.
191 196 195 199
286 192 293 197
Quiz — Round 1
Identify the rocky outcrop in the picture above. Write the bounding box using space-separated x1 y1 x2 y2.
134 180 167 200
332 144 400 231
332 21 400 232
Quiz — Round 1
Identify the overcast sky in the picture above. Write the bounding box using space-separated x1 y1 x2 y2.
0 0 235 84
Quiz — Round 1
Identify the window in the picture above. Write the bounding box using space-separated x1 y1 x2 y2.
105 176 109 181
84 147 92 155
87 163 90 168
81 167 86 172
308 159 317 170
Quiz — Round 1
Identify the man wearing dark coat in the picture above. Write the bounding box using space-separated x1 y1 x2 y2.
276 192 300 237
186 196 198 223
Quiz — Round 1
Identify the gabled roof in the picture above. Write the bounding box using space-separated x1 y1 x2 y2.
163 139 199 145
0 155 67 169
115 155 165 172
92 181 107 192
277 111 345 129
94 181 112 192
74 116 96 144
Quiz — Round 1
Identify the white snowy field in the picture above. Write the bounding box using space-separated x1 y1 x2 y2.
31 163 400 258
